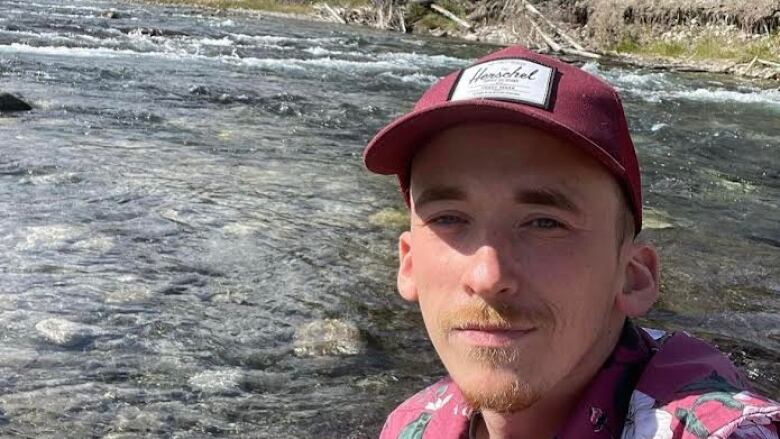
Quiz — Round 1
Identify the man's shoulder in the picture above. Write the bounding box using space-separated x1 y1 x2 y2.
379 376 473 439
622 387 780 439
622 329 780 439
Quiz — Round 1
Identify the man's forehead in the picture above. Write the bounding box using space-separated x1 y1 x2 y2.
414 122 616 176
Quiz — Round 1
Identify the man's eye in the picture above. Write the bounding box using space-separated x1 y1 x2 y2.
429 215 465 225
528 218 564 229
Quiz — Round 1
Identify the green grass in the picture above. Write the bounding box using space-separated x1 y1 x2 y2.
614 32 780 63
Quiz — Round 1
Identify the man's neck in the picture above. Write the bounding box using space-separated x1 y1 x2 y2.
474 378 588 439
474 319 625 439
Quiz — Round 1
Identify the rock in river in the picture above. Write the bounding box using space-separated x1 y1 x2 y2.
293 319 366 357
188 369 244 395
101 10 121 19
35 318 99 347
0 93 32 112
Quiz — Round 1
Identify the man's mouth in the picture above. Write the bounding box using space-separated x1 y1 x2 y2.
451 324 537 347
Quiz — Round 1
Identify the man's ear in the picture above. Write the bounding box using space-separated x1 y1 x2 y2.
617 242 660 317
397 231 419 302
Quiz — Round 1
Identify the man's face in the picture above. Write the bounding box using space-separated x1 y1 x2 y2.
397 123 639 412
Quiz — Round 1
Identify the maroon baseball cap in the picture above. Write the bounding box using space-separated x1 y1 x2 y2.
363 45 643 234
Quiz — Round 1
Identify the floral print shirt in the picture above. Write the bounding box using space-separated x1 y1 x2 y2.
379 322 780 439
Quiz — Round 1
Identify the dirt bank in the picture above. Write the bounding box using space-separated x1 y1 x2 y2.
314 0 780 79
142 0 780 80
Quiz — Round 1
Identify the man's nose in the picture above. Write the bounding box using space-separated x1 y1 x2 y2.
462 244 517 298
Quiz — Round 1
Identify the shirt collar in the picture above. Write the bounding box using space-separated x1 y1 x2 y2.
467 321 655 439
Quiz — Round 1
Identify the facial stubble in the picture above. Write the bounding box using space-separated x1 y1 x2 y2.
437 300 552 413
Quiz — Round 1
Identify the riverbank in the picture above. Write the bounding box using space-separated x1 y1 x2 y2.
139 0 780 81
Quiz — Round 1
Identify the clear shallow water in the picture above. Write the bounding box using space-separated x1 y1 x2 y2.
0 0 778 437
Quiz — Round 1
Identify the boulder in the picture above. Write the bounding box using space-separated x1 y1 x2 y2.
188 369 244 395
293 319 366 357
35 318 99 347
188 85 209 95
0 93 32 112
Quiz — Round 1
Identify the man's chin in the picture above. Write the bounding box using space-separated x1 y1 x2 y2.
453 370 541 413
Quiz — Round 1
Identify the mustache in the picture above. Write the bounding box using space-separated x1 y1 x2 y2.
439 300 551 331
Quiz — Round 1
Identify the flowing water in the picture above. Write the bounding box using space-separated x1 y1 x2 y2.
0 0 778 437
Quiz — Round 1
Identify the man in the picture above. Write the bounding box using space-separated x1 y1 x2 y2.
363 45 780 439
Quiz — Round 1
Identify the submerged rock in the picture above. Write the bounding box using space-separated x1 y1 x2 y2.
35 318 99 347
101 10 120 19
0 93 32 112
293 319 365 357
188 85 209 95
369 207 409 229
242 371 289 393
188 369 244 395
16 224 86 251
643 207 676 230
127 27 185 38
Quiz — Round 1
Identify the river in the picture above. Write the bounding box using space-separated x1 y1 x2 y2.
0 0 778 437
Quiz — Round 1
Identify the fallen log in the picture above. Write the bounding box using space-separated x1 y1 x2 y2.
529 18 561 52
757 58 780 68
745 56 758 74
430 4 472 30
522 0 586 52
321 3 346 24
559 47 602 59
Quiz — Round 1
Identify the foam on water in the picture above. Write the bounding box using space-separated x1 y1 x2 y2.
581 61 779 108
665 87 780 107
236 55 420 73
227 32 354 47
22 9 103 21
378 71 439 85
304 46 361 57
5 1 106 13
15 224 87 251
228 32 297 45
199 36 235 47
0 43 196 60
582 61 671 88
376 51 466 69
299 47 467 70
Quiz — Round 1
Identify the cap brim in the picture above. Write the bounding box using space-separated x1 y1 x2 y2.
363 99 626 181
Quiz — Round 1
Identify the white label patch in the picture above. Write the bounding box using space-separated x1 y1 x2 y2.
449 58 555 108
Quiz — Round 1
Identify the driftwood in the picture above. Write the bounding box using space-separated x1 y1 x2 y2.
522 0 585 52
430 3 473 30
757 58 780 68
559 47 603 59
745 56 759 74
523 0 601 58
529 19 561 52
321 3 346 24
528 15 602 59
398 9 406 33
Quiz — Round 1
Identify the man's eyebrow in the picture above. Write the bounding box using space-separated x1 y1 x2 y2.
515 188 581 214
413 186 580 213
413 186 467 209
